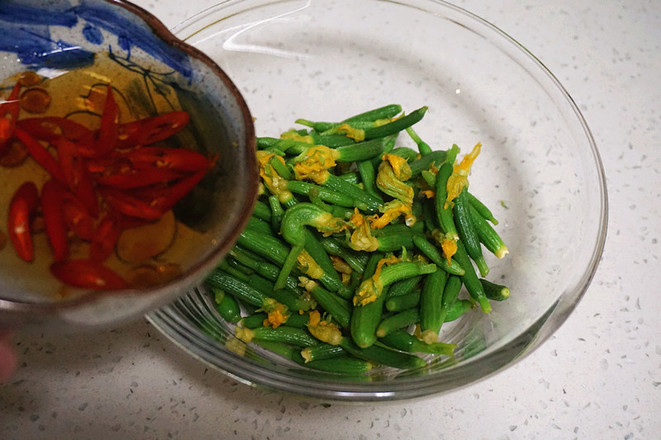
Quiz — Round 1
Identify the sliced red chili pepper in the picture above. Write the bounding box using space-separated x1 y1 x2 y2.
8 181 40 262
85 155 129 175
93 84 119 157
89 214 150 261
16 117 92 143
0 82 22 153
142 169 207 213
0 137 29 167
99 187 164 220
95 167 182 189
50 259 128 290
13 127 67 182
52 137 99 218
40 179 70 261
126 146 211 172
116 111 189 149
61 196 95 241
89 211 122 261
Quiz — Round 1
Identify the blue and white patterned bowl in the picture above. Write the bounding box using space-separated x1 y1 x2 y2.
0 0 257 331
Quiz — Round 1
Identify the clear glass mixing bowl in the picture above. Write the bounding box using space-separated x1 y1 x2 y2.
147 0 608 402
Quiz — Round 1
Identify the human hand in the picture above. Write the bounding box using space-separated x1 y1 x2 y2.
0 330 17 383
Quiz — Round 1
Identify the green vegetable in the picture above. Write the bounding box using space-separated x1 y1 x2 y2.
343 104 403 122
380 329 455 356
211 287 242 323
286 180 355 208
376 308 420 338
321 174 383 213
480 278 511 301
385 289 421 312
247 216 273 234
419 268 448 340
412 234 465 275
453 241 492 313
203 104 511 373
340 337 427 370
468 204 509 259
453 188 489 277
301 343 346 362
206 269 270 307
408 149 447 176
434 145 460 240
276 203 346 290
252 200 272 221
467 191 498 225
406 125 433 156
254 340 371 375
362 107 428 140
319 237 369 274
384 275 422 298
236 325 318 348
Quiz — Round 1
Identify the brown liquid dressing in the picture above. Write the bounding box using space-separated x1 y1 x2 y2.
0 61 208 302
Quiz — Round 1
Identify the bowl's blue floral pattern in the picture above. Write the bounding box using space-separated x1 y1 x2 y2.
0 0 191 77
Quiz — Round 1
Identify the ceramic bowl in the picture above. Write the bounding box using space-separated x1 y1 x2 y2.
0 0 257 332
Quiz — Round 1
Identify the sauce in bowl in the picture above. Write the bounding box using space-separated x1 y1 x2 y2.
0 61 216 301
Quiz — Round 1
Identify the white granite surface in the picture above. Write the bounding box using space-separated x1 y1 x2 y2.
2 1 660 439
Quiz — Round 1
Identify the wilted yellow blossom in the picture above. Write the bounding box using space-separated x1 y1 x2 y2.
307 310 343 346
445 142 481 208
369 200 415 229
280 129 314 144
297 249 324 279
376 160 415 206
382 153 411 180
353 255 399 306
258 298 290 329
293 145 338 184
332 123 365 142
441 236 458 263
348 209 380 251
256 150 293 203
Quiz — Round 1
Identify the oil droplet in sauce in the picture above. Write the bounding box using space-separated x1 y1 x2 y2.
1 60 209 300
20 87 51 114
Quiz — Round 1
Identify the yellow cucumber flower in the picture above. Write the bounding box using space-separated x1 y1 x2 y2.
329 123 365 142
348 209 379 251
297 249 325 279
280 129 314 144
441 236 458 264
445 142 481 208
292 145 338 184
376 160 414 206
421 189 435 199
353 255 400 306
307 310 343 346
382 153 412 181
235 327 254 343
258 298 290 329
256 150 293 203
369 199 415 229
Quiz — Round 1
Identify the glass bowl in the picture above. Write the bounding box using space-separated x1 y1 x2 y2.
0 0 257 332
147 0 608 402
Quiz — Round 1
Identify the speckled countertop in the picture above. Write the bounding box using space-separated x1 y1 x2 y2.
2 1 660 439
